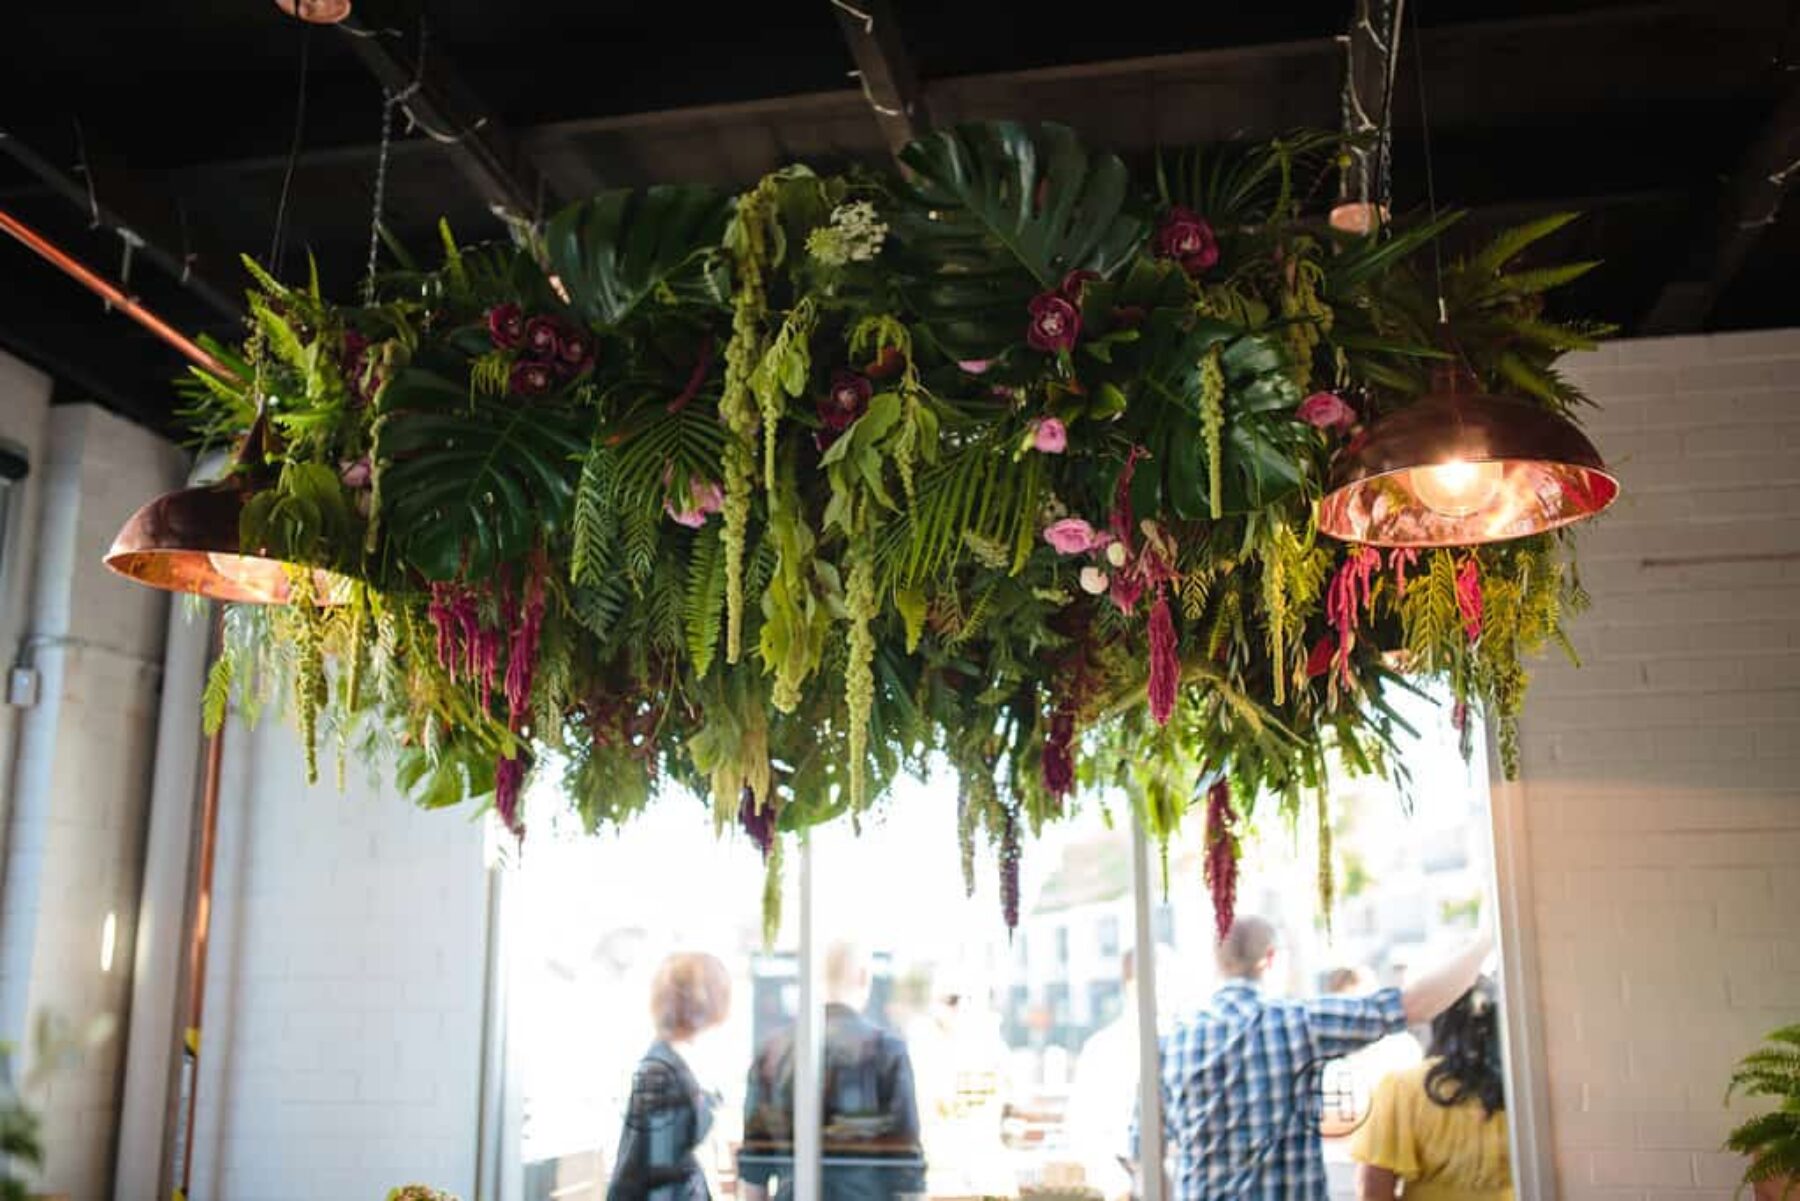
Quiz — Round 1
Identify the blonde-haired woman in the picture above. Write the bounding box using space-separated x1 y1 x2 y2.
608 952 732 1201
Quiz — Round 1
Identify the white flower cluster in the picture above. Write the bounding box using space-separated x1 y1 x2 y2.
807 200 889 266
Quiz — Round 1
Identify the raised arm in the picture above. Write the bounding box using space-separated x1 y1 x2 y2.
1400 925 1495 1025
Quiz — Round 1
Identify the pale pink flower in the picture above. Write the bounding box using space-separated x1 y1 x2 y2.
1043 517 1099 555
1032 417 1068 454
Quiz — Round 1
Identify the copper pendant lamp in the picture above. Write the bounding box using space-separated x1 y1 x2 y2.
1318 365 1619 548
105 415 353 605
275 0 352 24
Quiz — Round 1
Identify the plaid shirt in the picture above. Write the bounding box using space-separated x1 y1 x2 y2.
1153 981 1408 1200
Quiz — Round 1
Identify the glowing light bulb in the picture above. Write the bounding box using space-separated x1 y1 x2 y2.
1409 458 1504 518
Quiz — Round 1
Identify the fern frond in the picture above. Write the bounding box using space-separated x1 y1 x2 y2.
202 646 235 736
571 439 621 587
684 525 726 678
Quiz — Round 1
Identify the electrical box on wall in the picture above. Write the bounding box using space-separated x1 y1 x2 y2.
7 665 39 708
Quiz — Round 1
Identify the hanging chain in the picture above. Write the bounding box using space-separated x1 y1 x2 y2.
363 88 396 306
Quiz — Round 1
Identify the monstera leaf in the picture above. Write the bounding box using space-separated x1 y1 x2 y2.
374 364 589 581
1126 315 1308 517
892 122 1148 360
543 186 732 327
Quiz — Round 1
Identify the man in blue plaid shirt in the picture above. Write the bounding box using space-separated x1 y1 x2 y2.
1142 914 1494 1199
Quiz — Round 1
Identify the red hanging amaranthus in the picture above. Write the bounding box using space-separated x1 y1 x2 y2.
1387 547 1420 597
739 784 776 860
427 582 503 707
1203 779 1240 943
1042 707 1076 802
999 810 1021 932
1324 546 1381 688
1147 588 1180 725
494 753 527 838
1456 556 1484 643
504 567 547 726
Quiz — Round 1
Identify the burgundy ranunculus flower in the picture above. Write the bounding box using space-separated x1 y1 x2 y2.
510 360 556 397
1155 206 1220 276
821 369 873 433
1296 391 1357 433
1026 292 1082 353
523 315 561 360
487 303 526 350
556 323 596 375
863 345 906 380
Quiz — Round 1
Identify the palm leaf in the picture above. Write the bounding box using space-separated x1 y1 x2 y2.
892 121 1148 359
1464 211 1581 280
373 364 589 581
543 186 732 327
1128 316 1308 516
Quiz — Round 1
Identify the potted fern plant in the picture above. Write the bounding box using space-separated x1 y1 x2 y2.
1726 1024 1800 1199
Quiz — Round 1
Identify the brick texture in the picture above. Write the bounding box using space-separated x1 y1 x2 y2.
185 712 488 1200
1520 331 1800 1199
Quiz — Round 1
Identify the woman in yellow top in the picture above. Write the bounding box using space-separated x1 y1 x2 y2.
1351 976 1512 1200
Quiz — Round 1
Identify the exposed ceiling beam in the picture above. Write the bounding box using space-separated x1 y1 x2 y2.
1641 64 1800 333
0 127 243 323
830 0 929 155
337 18 555 225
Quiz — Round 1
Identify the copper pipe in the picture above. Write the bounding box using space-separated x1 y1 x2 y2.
0 205 238 382
169 632 226 1200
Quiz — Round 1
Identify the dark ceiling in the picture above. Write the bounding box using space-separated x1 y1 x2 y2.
2 0 1797 432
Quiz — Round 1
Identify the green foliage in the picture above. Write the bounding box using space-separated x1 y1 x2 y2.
544 186 733 327
374 365 588 580
893 121 1147 358
173 120 1610 935
1726 1026 1800 1197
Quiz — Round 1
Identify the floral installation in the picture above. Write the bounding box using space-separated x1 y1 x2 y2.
181 123 1605 936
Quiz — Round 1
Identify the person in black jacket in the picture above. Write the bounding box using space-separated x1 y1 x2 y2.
608 951 732 1201
738 940 926 1201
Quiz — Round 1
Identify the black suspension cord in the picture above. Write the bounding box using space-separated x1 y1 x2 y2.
267 20 314 276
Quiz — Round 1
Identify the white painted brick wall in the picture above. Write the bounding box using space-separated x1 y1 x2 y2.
0 403 186 1201
1519 330 1800 1199
186 709 488 1201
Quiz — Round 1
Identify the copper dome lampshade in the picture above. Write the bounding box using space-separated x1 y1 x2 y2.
105 418 353 605
275 0 352 24
1318 368 1619 548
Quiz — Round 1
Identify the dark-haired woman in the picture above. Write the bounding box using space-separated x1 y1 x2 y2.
1351 976 1512 1201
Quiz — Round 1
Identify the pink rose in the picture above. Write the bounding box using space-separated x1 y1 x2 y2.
1296 391 1357 432
523 315 561 360
487 303 525 350
1043 517 1099 555
509 360 556 397
1026 292 1081 353
1032 417 1068 454
1154 206 1220 276
665 477 724 528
